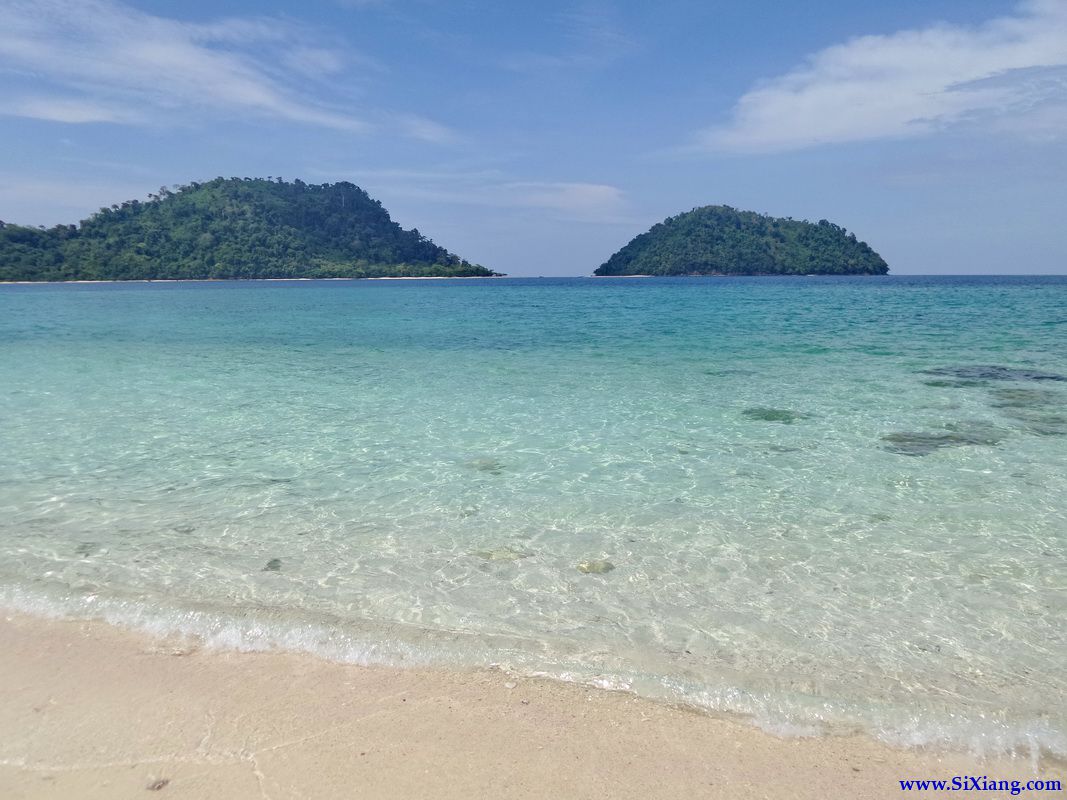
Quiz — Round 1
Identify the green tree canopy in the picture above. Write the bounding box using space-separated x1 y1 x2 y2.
0 177 499 281
594 205 888 276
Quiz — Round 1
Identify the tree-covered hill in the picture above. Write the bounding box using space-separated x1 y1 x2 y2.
594 205 888 276
0 177 499 281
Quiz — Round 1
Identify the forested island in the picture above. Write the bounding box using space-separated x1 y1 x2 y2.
594 205 888 276
0 177 499 281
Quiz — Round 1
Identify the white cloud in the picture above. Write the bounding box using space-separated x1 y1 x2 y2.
0 0 370 130
501 3 636 73
391 114 462 145
280 46 348 78
504 181 627 219
7 97 144 124
699 0 1067 153
330 168 632 223
0 174 154 226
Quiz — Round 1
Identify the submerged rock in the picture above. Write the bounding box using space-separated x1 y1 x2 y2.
474 547 533 562
882 432 964 456
998 409 1067 436
988 387 1066 435
467 458 506 475
922 365 1066 382
1025 416 1067 436
988 387 1063 409
922 379 986 388
703 368 754 377
577 559 615 574
742 407 811 424
881 422 1005 456
263 558 282 572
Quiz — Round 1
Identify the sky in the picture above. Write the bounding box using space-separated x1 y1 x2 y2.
1 0 1065 276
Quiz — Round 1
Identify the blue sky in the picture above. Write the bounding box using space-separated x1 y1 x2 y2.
1 0 1065 275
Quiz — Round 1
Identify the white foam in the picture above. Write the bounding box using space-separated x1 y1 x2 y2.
3 581 1065 764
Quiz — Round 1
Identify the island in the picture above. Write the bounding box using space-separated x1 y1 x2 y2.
0 177 500 281
594 205 888 276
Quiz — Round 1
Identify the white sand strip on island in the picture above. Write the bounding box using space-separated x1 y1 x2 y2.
0 275 508 284
0 614 1061 800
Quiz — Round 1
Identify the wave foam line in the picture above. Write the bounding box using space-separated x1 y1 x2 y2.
2 582 1063 764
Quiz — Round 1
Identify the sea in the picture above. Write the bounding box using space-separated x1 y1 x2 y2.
1 275 1064 758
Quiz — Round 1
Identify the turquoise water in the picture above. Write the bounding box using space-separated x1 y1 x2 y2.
1 276 1065 756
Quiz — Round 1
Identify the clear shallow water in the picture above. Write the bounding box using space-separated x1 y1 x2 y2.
1 276 1065 756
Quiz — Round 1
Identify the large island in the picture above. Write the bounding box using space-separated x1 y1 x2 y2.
595 205 888 276
0 177 499 281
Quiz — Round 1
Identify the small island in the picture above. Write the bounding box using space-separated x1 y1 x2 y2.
0 177 500 281
594 205 888 276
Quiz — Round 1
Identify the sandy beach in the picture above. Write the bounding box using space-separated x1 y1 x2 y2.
1 613 1060 800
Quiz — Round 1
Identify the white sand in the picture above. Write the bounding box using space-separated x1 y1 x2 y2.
1 613 1060 799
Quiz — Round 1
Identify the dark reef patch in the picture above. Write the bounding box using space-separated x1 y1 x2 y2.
988 387 1063 409
703 368 755 377
881 422 1005 456
474 547 533 562
742 408 811 424
922 365 1066 382
996 407 1067 436
1007 412 1067 436
988 387 1067 436
922 379 987 388
467 458 506 475
577 559 615 574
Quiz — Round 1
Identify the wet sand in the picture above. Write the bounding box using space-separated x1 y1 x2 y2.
0 613 1060 799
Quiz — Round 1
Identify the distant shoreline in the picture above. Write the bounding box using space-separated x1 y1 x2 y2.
0 273 881 284
6 275 1066 286
0 275 509 285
